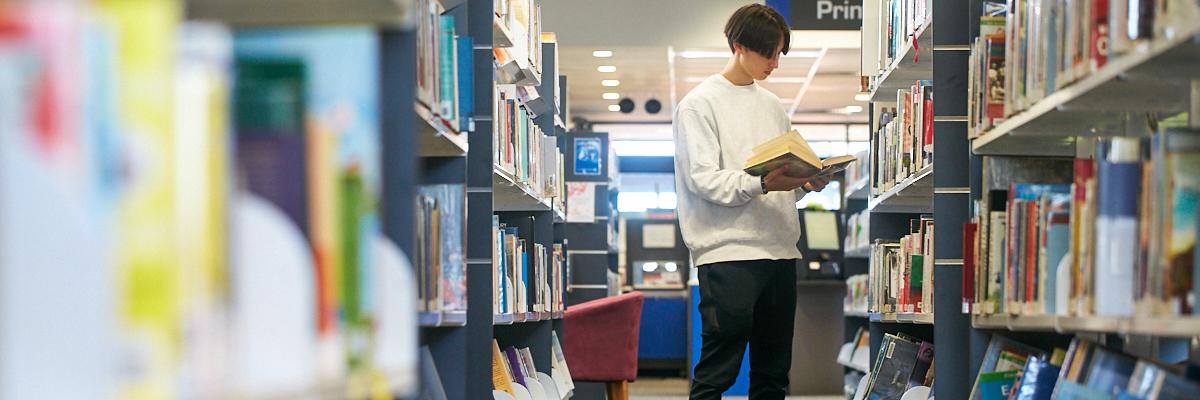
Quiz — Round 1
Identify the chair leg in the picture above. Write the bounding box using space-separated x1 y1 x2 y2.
605 380 628 400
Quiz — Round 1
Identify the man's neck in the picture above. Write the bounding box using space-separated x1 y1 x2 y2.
721 57 755 86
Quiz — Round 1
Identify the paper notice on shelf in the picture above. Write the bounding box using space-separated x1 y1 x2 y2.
642 224 676 248
565 182 596 223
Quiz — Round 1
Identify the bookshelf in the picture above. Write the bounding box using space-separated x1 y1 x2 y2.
971 22 1200 156
848 0 979 398
868 21 935 102
866 164 934 213
959 0 1200 397
417 102 470 156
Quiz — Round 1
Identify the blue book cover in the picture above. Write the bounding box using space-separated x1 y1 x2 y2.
1084 349 1137 396
1043 208 1070 314
522 251 529 311
438 15 457 127
1013 355 1060 400
1056 381 1113 400
456 36 473 131
1094 138 1143 316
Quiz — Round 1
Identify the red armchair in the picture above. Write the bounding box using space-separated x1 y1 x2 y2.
562 291 645 400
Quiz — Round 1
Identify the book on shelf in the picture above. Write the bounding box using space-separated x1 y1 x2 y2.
416 184 467 314
844 210 871 251
493 0 543 84
965 129 1200 319
1010 350 1066 400
416 0 469 132
551 331 576 394
860 0 931 87
869 81 933 196
494 84 563 202
967 0 1200 135
868 216 934 315
743 130 857 178
969 335 1046 400
492 217 565 316
865 333 932 398
492 340 516 395
844 274 869 314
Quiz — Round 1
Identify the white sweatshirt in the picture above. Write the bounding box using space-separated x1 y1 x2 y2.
672 74 804 267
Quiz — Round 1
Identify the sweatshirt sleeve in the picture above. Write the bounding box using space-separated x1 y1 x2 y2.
674 107 763 207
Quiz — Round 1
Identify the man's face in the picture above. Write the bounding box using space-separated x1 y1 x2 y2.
737 40 783 81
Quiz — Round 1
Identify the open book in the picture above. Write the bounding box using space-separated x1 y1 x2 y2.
744 129 857 178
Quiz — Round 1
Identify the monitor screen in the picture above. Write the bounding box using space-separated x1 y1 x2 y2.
802 211 841 251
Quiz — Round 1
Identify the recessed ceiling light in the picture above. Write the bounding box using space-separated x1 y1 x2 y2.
597 65 617 73
608 104 621 112
854 93 870 102
845 105 864 113
601 79 620 87
593 50 613 58
602 92 620 100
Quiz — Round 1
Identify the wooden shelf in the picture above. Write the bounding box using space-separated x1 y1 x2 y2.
416 103 468 157
870 312 934 325
186 0 412 27
867 164 933 213
419 310 467 327
869 22 934 102
971 24 1200 156
493 166 553 212
971 314 1200 337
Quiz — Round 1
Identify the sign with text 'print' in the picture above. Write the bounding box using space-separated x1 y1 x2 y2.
766 0 863 31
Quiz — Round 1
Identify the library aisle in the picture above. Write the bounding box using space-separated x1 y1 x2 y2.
3 0 1198 399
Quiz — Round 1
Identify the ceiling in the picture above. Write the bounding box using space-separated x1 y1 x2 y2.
541 0 870 133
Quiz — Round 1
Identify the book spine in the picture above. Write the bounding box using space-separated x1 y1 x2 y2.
1093 138 1141 316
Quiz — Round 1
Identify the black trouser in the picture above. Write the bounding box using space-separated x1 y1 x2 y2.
690 259 797 400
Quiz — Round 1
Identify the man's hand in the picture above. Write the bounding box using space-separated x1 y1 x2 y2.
763 168 833 193
801 175 831 192
763 167 808 192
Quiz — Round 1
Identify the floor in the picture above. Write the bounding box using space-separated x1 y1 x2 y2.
629 378 844 400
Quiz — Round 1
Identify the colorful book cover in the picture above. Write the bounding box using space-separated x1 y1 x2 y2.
1163 129 1199 314
504 346 527 386
978 370 1020 400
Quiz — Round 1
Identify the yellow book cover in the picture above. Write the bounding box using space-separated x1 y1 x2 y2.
493 340 515 394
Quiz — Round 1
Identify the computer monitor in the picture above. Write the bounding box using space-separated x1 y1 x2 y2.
802 210 841 251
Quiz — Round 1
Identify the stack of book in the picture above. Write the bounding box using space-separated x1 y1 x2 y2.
861 0 931 89
869 216 934 315
970 336 1200 399
844 274 869 315
863 334 935 399
415 185 468 314
966 3 1008 137
844 210 871 253
491 335 575 399
417 0 471 132
492 216 566 316
870 81 933 196
965 131 1200 318
966 0 1200 137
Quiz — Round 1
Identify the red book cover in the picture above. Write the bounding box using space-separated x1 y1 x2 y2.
1090 0 1109 71
1026 200 1038 304
1007 186 1020 307
964 222 978 312
923 97 934 152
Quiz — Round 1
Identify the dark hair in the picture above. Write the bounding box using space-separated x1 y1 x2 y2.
724 4 791 58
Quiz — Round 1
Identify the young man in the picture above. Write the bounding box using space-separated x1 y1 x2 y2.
672 4 830 399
